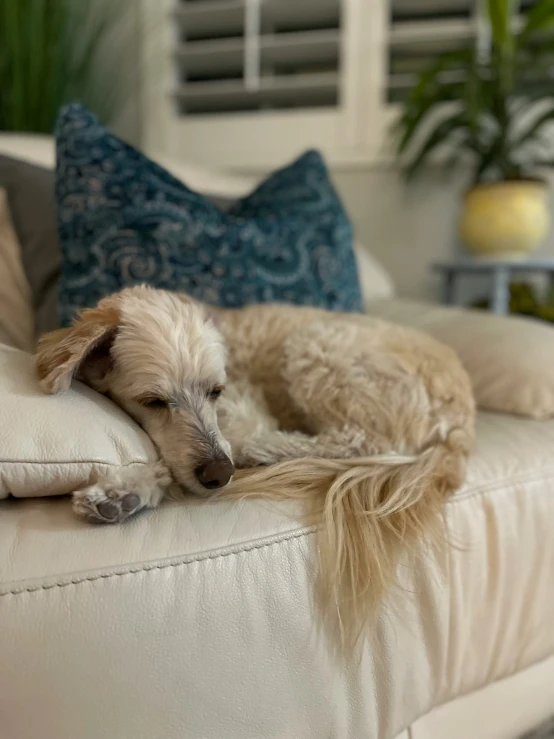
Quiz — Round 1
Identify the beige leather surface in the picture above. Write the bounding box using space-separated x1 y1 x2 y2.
0 343 158 498
406 654 554 739
0 132 55 168
367 298 554 420
1 411 553 738
0 189 34 351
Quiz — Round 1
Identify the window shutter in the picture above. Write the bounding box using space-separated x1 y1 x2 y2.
141 0 384 169
388 0 540 103
174 0 342 116
388 0 475 103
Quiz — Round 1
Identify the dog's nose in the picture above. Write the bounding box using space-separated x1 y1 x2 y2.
195 458 234 490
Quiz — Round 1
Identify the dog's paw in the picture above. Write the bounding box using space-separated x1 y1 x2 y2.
73 485 145 524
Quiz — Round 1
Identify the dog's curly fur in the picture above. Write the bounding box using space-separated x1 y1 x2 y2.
36 285 475 646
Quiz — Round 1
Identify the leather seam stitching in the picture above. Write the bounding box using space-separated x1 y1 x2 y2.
0 527 314 597
4 469 553 596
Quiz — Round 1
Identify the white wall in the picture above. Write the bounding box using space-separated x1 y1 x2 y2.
332 167 554 305
95 0 142 147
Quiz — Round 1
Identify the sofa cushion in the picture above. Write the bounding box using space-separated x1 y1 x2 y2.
55 103 363 325
0 342 157 498
0 154 61 337
0 411 553 738
0 132 56 168
366 298 554 420
0 189 34 351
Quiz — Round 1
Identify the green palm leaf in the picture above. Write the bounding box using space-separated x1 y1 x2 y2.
488 0 514 49
404 113 468 180
397 0 554 183
0 0 127 133
395 49 473 155
513 103 554 147
519 0 554 41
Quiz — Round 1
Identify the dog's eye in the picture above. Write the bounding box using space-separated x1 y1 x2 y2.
141 397 168 409
208 385 223 401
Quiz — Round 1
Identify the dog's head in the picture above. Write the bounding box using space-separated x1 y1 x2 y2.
36 286 233 495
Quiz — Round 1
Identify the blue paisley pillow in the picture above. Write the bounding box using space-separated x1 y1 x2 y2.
55 104 363 325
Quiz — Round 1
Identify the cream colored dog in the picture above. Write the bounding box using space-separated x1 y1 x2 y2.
36 285 475 644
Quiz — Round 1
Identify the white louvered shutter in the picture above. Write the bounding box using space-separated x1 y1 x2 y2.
141 0 380 170
174 0 341 115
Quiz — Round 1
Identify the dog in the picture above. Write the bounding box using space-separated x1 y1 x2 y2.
36 285 475 645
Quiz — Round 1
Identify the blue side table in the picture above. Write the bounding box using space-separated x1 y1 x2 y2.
433 259 554 315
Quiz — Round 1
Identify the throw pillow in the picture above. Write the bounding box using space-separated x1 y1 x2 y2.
366 298 554 420
0 155 60 336
0 342 157 498
0 151 249 339
55 103 362 326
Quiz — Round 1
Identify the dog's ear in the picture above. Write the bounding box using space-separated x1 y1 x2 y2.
36 299 121 394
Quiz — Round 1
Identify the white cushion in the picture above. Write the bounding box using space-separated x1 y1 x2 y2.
0 133 257 197
0 133 56 168
367 298 554 419
0 343 157 498
0 411 553 738
0 189 34 351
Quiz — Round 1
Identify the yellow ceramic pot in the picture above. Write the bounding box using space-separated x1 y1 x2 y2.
459 180 550 259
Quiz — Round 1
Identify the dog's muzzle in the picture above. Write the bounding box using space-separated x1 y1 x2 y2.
195 457 234 490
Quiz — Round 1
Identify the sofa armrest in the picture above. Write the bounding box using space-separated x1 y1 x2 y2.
366 298 554 420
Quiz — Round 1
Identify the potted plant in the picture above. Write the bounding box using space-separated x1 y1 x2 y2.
0 0 127 134
396 0 554 260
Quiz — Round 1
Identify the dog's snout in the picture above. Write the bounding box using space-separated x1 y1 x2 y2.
195 458 234 490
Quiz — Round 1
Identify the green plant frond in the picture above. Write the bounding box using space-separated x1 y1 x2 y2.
396 0 554 182
395 51 474 142
404 113 468 180
395 86 466 155
488 0 515 50
401 49 474 117
441 131 474 178
519 0 554 42
513 102 554 147
516 41 554 81
0 0 128 134
513 75 554 100
463 58 494 145
512 137 549 175
474 136 507 181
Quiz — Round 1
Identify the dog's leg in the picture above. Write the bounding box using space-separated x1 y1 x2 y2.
72 461 173 524
226 319 415 467
234 426 368 467
218 381 367 467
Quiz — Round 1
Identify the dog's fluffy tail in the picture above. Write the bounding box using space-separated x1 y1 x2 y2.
225 429 469 648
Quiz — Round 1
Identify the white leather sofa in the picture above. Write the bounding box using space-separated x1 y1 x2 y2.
0 136 553 739
2 411 554 739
